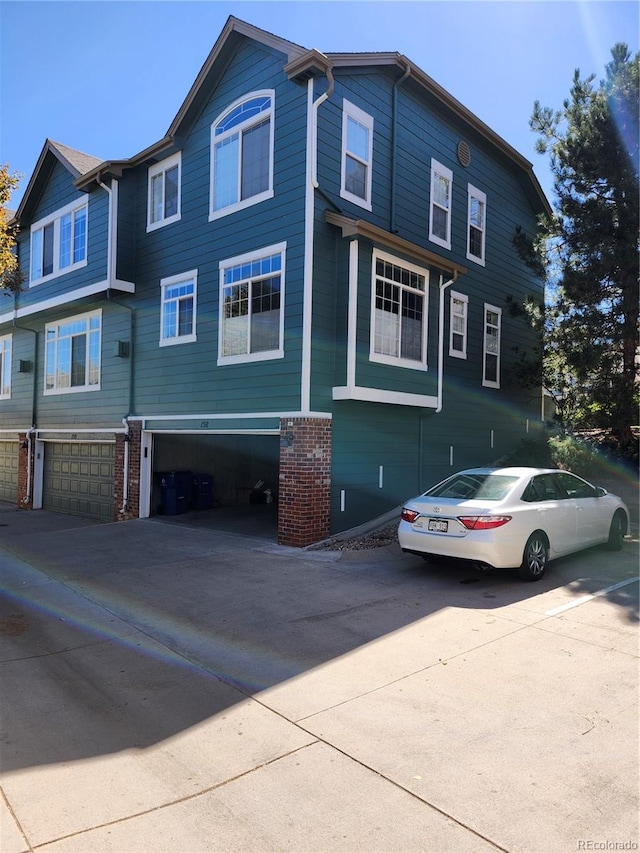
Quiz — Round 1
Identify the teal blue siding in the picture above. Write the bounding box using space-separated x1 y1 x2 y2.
130 40 309 419
9 302 133 430
0 328 37 428
15 177 108 313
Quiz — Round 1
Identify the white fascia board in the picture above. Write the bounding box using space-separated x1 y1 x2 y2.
14 279 135 319
332 385 438 408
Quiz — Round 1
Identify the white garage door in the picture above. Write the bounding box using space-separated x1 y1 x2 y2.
43 441 115 521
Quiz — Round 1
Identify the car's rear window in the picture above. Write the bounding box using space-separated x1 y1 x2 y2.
425 474 519 501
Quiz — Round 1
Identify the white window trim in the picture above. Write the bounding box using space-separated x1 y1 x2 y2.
209 90 275 222
340 99 374 211
217 242 286 366
449 291 468 359
29 198 88 286
43 309 102 395
482 303 502 389
0 334 12 399
369 248 429 371
467 184 486 266
147 152 182 232
159 269 197 347
428 159 452 250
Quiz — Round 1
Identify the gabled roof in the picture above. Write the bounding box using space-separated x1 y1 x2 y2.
76 16 308 190
31 17 550 217
15 139 103 223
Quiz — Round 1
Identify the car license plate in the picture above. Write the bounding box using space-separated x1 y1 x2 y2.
428 519 448 533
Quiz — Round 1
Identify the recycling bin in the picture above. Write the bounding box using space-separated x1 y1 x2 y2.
157 470 192 515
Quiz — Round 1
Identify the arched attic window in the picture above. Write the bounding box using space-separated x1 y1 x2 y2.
209 91 275 219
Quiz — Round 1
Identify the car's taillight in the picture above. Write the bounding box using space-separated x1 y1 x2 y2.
458 515 512 530
401 508 420 523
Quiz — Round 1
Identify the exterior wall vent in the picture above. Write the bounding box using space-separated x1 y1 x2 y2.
457 141 472 167
18 359 32 373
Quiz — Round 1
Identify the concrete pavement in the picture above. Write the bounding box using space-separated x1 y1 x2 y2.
0 502 638 853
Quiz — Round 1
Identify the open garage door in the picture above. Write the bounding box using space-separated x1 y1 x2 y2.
0 439 19 503
43 441 115 521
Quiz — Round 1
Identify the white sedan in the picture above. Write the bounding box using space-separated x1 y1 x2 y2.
398 467 630 581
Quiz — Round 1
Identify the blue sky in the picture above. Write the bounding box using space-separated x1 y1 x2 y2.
1 0 638 209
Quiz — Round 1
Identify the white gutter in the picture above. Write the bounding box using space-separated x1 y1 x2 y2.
301 70 334 414
436 272 458 413
96 175 118 286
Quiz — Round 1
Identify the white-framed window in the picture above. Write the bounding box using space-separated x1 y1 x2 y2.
483 304 501 388
30 199 88 285
218 243 285 365
0 335 11 399
160 270 197 346
44 310 101 394
340 99 373 210
147 152 181 231
429 159 452 250
370 250 428 369
467 185 486 265
449 291 468 359
210 91 274 220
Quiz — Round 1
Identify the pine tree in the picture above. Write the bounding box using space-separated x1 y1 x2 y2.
531 44 639 451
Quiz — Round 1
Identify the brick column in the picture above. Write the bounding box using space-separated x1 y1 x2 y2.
278 417 332 547
16 433 33 509
113 421 142 521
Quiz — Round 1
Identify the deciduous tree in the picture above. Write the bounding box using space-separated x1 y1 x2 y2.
0 164 23 292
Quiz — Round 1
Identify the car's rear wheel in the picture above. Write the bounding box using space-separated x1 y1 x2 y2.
518 532 548 581
606 511 626 551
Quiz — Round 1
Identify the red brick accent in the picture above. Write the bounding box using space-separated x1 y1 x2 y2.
278 417 332 547
16 433 33 509
113 421 142 521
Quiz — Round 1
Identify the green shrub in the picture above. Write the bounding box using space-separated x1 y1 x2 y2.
547 435 600 477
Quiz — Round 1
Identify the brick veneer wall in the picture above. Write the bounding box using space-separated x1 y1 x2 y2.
278 417 332 547
113 421 142 521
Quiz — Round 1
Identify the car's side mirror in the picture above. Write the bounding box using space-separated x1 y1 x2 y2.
596 486 607 497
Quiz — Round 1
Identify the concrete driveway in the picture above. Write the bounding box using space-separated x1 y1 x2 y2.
1 502 638 852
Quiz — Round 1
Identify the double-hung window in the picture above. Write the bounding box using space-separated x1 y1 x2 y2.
147 152 181 231
449 292 468 359
30 200 88 284
429 159 452 250
483 304 501 388
0 335 11 399
160 271 197 346
371 250 428 369
210 91 274 219
340 100 373 210
45 310 101 394
219 243 285 364
467 185 486 265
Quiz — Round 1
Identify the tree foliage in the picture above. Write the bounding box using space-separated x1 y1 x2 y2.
529 44 639 447
0 164 23 292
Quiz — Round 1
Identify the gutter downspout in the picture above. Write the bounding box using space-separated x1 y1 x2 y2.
436 271 458 413
302 68 334 413
96 174 118 287
12 288 38 501
97 175 131 514
390 63 411 234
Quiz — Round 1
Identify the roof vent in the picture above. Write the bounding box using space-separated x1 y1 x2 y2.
457 141 471 167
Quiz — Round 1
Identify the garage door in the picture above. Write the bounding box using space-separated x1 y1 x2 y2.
43 442 115 521
0 440 19 503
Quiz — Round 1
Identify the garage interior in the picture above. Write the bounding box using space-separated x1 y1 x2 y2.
150 433 280 538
